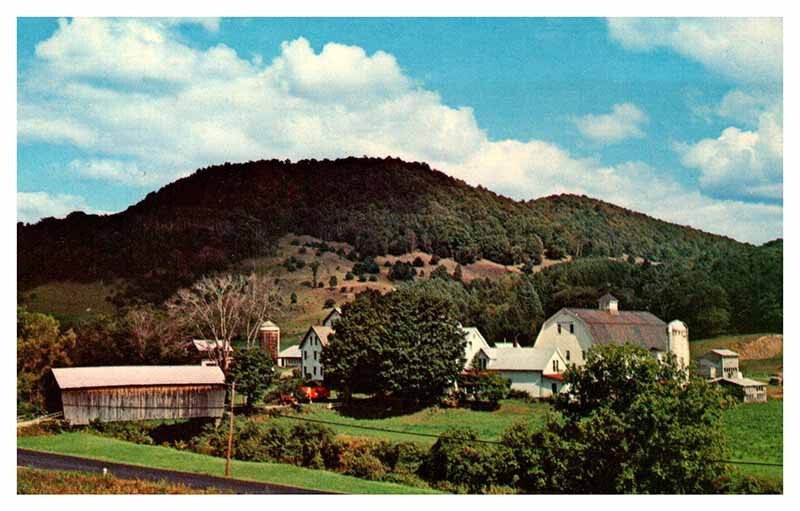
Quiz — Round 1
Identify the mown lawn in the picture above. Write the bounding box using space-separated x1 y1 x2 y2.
17 467 222 494
723 400 783 482
261 398 552 445
17 432 440 494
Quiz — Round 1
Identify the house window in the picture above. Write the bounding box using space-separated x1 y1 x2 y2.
582 350 586 361
314 351 318 361
479 358 487 370
551 383 558 394
314 366 318 376
557 324 562 334
566 350 570 361
569 323 574 334
553 360 560 372
304 351 308 360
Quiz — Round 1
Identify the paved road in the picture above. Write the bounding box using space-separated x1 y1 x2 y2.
18 449 331 494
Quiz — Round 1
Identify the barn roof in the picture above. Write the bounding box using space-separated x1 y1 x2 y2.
52 366 226 389
279 345 301 358
564 308 668 351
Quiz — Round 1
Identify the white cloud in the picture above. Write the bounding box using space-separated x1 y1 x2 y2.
607 18 782 84
17 192 108 223
573 103 648 144
67 159 170 187
677 92 782 202
17 18 782 243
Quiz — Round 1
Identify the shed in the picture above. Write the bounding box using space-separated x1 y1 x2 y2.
51 366 227 425
715 376 768 403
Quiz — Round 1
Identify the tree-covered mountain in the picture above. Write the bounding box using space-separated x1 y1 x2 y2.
18 156 767 304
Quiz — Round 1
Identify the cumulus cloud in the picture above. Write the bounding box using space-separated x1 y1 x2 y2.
17 192 108 223
17 18 782 243
676 107 782 202
573 103 648 144
607 18 782 84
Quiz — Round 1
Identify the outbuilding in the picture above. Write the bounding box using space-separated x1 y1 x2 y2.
51 366 227 425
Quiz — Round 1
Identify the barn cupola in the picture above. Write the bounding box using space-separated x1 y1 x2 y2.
598 293 619 314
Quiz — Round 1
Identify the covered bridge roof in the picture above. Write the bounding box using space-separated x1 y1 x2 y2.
52 366 226 390
564 308 668 351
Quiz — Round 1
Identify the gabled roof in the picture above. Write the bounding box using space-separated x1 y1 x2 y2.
562 308 668 351
322 307 342 326
52 366 226 390
302 325 335 347
599 293 618 302
279 345 301 358
488 346 563 372
192 339 233 352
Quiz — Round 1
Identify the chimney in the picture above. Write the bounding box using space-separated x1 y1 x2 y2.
598 294 619 314
259 321 281 362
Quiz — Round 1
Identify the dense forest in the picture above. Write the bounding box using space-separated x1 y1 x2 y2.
19 156 760 303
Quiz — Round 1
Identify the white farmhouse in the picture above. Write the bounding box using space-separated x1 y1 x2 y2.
462 326 493 370
533 294 689 368
473 344 568 398
299 325 334 381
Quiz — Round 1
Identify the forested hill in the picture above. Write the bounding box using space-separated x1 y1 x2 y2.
19 156 759 300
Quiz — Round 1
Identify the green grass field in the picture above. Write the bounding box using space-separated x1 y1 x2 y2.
261 398 552 445
723 400 783 482
17 432 439 494
19 281 119 326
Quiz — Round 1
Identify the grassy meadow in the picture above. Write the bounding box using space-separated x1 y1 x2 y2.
261 398 553 445
17 432 439 494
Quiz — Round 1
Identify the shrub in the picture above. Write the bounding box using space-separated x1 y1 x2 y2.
429 255 440 265
329 275 338 288
368 275 378 282
419 428 517 493
412 256 425 267
358 274 367 282
457 370 510 410
290 292 298 304
290 239 300 246
388 261 416 281
323 298 336 309
298 247 307 254
384 260 393 267
345 272 355 280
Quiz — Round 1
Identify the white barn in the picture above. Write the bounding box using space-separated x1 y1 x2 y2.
533 294 689 368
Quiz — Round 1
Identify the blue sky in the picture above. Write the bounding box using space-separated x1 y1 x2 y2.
17 17 782 243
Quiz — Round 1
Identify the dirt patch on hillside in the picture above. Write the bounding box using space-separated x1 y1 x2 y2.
737 335 783 361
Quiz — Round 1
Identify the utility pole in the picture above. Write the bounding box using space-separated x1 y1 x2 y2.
225 381 235 477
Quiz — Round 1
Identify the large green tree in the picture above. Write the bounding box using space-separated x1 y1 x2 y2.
17 309 76 415
502 344 732 493
322 287 466 404
226 348 275 408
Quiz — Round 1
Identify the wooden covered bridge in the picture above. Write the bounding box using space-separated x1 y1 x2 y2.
51 366 227 425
